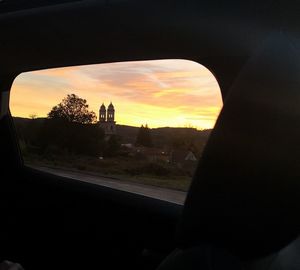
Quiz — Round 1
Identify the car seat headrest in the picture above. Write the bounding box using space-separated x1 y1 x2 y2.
177 32 300 260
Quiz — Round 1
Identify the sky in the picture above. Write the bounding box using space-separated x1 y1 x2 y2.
10 59 222 130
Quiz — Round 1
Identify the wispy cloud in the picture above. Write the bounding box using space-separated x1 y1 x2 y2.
10 59 222 129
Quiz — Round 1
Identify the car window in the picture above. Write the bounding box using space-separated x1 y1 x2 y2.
10 59 222 204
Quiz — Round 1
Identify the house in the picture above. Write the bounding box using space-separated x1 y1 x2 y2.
134 147 170 162
171 150 197 165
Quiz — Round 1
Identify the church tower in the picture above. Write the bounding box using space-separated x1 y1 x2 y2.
99 102 116 135
107 102 115 122
99 103 106 122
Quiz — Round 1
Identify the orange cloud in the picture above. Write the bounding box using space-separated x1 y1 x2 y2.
10 59 222 130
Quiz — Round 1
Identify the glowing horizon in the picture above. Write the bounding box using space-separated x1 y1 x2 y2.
10 59 222 130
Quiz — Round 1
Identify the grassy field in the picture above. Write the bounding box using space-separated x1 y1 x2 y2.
24 153 193 191
14 117 206 192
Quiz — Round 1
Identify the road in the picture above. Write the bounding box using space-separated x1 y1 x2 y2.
33 166 186 205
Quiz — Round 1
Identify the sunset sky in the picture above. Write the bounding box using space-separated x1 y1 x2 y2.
10 59 222 130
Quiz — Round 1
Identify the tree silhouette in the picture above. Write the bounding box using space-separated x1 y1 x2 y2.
135 124 153 147
29 113 37 119
104 135 121 157
48 94 96 124
38 118 105 156
39 94 103 156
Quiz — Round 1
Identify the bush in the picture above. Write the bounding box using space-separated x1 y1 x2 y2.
43 144 62 158
125 161 170 176
75 164 87 171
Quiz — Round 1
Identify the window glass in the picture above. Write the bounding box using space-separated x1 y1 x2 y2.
10 60 222 204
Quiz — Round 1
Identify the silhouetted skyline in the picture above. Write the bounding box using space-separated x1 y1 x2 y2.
10 59 222 129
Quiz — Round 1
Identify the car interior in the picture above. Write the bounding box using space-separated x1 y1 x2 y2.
0 0 299 269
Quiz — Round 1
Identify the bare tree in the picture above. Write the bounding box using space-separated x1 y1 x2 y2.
29 114 37 119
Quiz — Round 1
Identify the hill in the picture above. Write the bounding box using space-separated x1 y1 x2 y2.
116 124 211 154
13 117 212 155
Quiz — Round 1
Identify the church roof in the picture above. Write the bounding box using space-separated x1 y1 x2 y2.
100 103 106 110
108 102 114 109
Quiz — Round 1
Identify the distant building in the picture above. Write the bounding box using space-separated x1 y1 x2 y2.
171 150 197 165
99 102 116 135
135 147 170 162
121 143 134 149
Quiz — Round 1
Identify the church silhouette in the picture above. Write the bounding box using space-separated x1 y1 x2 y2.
99 102 116 135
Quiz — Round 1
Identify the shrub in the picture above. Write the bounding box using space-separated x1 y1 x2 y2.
125 161 170 176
